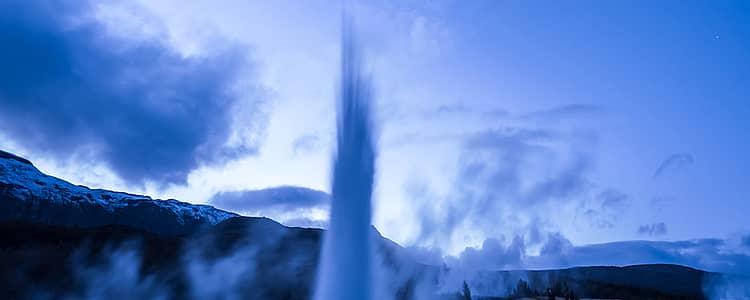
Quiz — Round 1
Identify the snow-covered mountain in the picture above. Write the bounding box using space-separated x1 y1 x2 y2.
0 150 237 235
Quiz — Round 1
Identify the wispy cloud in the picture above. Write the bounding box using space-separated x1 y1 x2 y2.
292 134 322 156
409 123 630 251
654 153 694 177
421 103 599 123
580 189 630 229
521 104 603 122
637 222 668 236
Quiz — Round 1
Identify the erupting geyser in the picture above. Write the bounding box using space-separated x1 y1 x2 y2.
313 15 376 300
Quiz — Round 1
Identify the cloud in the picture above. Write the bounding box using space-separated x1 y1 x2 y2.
444 232 750 276
528 238 750 275
540 232 574 256
430 231 750 297
422 103 599 123
458 128 590 206
637 222 668 236
452 236 526 270
292 134 322 155
209 186 329 214
654 153 694 177
421 104 509 119
742 234 750 249
411 126 615 250
434 104 474 115
580 188 630 229
521 104 603 122
0 1 265 186
208 186 330 227
391 103 598 149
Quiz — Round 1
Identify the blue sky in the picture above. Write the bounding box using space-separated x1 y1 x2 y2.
1 0 749 271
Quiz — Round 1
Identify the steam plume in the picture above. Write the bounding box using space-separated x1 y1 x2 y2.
313 13 376 300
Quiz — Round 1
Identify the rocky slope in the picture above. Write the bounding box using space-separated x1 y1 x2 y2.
0 150 237 235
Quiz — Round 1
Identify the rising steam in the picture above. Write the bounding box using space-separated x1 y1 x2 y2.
313 14 376 300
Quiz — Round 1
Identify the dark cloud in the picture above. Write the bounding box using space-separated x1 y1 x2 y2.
637 222 668 236
0 1 264 186
209 186 329 214
654 153 694 177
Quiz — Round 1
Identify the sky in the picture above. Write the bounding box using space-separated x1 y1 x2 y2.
1 0 749 272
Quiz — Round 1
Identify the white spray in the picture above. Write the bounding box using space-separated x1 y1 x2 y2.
313 13 376 300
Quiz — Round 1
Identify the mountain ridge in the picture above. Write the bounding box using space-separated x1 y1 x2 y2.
0 150 237 235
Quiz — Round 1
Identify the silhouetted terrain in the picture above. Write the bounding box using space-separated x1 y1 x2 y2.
0 150 719 299
0 218 318 299
473 264 710 300
0 219 716 300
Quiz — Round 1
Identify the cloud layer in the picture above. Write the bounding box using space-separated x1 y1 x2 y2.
209 186 330 227
0 1 264 186
445 233 750 275
209 186 329 213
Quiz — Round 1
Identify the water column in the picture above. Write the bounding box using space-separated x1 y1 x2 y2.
313 14 376 300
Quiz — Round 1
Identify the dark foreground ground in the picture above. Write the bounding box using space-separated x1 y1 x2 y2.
0 219 714 300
